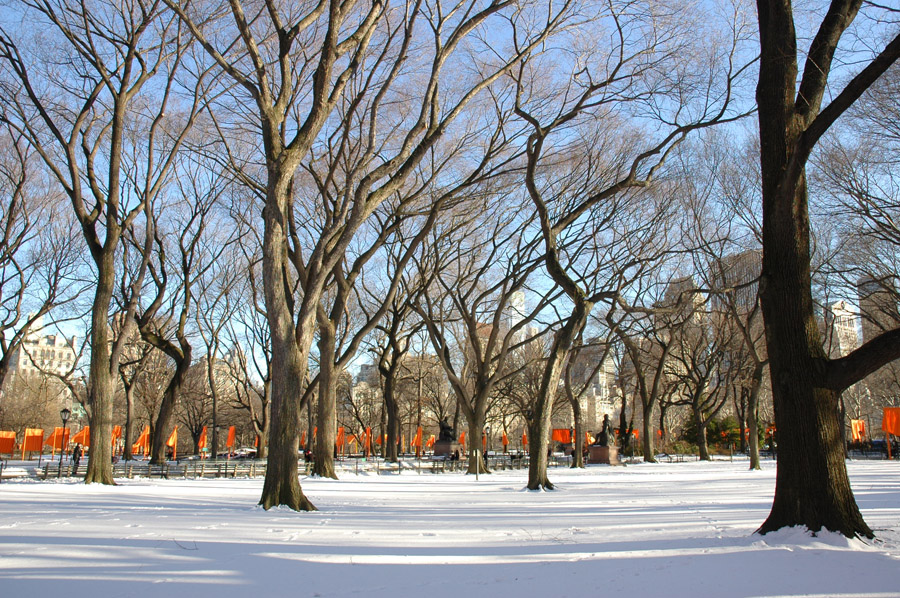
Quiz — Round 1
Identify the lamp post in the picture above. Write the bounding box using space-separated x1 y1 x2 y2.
60 407 70 464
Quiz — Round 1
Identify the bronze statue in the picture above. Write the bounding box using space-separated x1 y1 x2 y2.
438 418 456 442
595 414 615 447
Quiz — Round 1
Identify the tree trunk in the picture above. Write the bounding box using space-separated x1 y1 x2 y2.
695 408 711 461
658 403 669 452
756 0 874 536
150 352 192 465
123 382 134 461
527 301 590 489
84 256 115 485
526 412 552 489
571 399 584 468
383 367 400 463
748 363 764 471
465 407 490 475
640 403 655 462
618 395 629 454
313 318 338 479
258 188 316 511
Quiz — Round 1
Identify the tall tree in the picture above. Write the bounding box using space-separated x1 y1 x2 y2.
755 0 900 537
169 0 572 510
0 0 204 483
512 0 753 489
0 130 81 391
414 198 552 475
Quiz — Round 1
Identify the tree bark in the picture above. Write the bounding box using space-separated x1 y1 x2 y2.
121 377 135 461
527 301 590 489
313 317 338 479
258 187 316 511
755 0 900 537
748 363 764 471
149 351 192 465
695 407 710 461
465 404 490 475
83 253 116 485
570 398 584 469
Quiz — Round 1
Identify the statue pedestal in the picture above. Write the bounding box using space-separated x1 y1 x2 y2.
588 445 622 465
433 440 460 458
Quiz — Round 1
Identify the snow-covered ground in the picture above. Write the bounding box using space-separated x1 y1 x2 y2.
1 458 898 598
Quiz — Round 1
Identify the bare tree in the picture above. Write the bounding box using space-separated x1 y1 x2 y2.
414 198 553 475
0 131 82 392
0 0 207 483
132 157 234 464
511 0 753 489
167 0 572 510
754 0 900 537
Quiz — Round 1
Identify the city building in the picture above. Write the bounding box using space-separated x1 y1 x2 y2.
9 317 78 379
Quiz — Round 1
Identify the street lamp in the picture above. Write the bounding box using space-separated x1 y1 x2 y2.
60 407 71 465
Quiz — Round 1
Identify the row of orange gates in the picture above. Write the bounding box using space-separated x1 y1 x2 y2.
4 408 897 462
0 425 241 461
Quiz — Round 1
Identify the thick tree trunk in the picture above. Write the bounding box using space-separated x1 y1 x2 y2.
382 367 400 463
150 352 191 465
526 411 552 489
527 301 590 489
756 0 873 536
258 188 316 511
758 176 870 535
84 257 115 485
313 319 338 479
465 409 490 475
259 333 315 510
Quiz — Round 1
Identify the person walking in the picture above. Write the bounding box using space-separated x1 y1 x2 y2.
72 444 82 474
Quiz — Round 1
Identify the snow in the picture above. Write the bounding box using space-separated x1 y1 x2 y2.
1 458 898 598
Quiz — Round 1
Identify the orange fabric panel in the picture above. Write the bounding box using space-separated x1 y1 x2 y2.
522 432 527 446
459 431 466 446
882 408 900 436
226 426 236 448
300 431 307 448
0 431 16 454
851 419 865 442
71 426 90 447
166 427 178 460
411 427 422 448
501 432 509 446
111 425 122 442
23 428 44 454
337 427 345 448
551 429 571 443
44 427 68 450
198 427 208 450
585 432 594 445
132 426 150 455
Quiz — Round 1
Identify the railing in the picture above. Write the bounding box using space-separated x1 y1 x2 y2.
0 451 574 482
